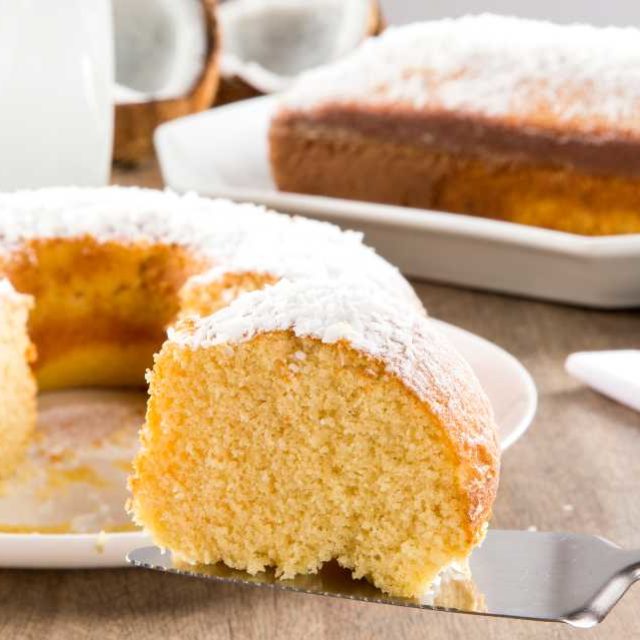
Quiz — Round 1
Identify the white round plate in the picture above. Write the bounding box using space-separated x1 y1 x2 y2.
0 320 536 569
432 319 537 450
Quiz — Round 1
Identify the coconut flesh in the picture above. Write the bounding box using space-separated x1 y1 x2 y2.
113 0 208 104
219 0 377 94
110 0 375 161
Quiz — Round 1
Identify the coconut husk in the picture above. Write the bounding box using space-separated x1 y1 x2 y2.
367 0 386 36
214 74 263 107
113 0 220 166
214 0 383 107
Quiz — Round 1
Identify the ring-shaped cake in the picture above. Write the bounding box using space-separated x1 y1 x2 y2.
0 187 498 598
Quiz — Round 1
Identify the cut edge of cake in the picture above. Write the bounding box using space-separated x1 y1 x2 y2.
130 279 499 598
0 279 36 481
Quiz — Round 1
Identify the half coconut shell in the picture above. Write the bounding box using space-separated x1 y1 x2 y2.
215 0 383 106
114 0 220 165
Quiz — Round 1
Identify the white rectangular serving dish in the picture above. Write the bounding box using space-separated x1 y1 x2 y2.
155 96 640 309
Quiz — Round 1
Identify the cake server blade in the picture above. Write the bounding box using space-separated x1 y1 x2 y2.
127 530 640 628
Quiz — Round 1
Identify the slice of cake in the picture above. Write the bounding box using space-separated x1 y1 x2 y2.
269 14 640 235
0 280 36 481
130 280 499 597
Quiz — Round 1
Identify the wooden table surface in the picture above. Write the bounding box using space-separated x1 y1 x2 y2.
2 163 639 639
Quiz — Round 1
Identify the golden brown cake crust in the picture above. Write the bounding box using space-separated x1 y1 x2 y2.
368 344 500 544
270 15 640 235
275 106 640 178
269 119 640 235
391 341 499 541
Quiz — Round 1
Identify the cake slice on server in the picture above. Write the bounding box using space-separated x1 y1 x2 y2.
130 279 499 598
269 14 640 235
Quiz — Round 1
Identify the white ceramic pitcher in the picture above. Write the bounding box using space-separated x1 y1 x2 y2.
0 0 114 189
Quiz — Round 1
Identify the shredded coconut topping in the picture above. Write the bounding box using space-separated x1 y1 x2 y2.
0 187 421 312
0 187 356 254
171 279 493 451
0 278 21 301
279 14 640 137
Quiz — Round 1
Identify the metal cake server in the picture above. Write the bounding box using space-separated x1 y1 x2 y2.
127 530 640 628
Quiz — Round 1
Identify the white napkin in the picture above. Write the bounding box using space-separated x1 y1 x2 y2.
565 350 640 412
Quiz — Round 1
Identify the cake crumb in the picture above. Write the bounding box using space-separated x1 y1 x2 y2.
95 529 108 554
527 525 538 532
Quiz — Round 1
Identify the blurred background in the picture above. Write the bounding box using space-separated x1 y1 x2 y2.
381 0 640 25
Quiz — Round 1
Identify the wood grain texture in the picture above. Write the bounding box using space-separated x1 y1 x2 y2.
1 164 638 639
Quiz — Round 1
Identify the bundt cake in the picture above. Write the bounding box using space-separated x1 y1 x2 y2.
0 187 420 392
0 280 35 481
130 279 499 598
0 186 500 598
0 186 419 479
269 14 640 235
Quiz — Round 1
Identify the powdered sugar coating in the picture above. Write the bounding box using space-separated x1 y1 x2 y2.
279 14 640 137
0 187 421 313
